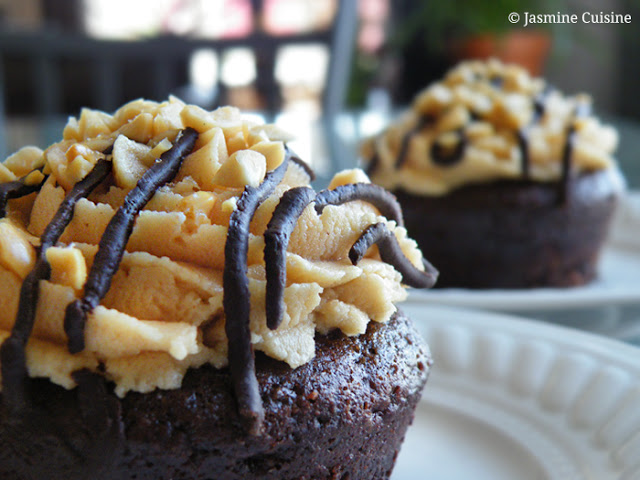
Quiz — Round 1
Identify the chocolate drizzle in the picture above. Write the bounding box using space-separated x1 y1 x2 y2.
430 130 467 167
0 168 47 218
1 158 112 412
517 87 552 178
264 181 431 341
223 154 290 435
533 90 549 118
489 76 504 88
264 186 316 330
315 183 404 227
364 151 380 176
349 223 438 288
559 101 592 203
368 67 609 212
394 114 434 169
516 129 531 178
64 128 198 353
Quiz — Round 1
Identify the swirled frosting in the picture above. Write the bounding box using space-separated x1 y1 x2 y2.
0 97 432 425
362 59 619 196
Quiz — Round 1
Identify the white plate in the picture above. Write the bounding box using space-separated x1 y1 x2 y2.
406 244 640 311
392 305 640 480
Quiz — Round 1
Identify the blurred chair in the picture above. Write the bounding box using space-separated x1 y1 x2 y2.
0 0 357 168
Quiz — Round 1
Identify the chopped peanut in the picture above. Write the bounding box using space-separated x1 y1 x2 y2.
0 219 36 279
46 246 87 290
212 150 267 188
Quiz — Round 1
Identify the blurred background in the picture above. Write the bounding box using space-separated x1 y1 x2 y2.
1 0 639 343
0 0 638 184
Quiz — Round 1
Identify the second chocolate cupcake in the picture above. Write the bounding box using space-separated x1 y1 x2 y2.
362 59 626 289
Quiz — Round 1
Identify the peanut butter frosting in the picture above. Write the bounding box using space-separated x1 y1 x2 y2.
0 97 435 431
361 59 619 196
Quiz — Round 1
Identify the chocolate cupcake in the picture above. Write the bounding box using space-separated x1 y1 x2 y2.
362 59 625 289
0 98 436 479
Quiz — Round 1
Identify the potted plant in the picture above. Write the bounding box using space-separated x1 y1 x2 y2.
395 0 564 75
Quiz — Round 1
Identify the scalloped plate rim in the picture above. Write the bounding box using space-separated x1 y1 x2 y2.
392 305 640 480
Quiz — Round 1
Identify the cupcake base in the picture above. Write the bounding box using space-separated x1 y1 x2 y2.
395 168 624 289
0 311 430 480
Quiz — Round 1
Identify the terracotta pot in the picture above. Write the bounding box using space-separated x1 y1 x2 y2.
451 30 552 75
